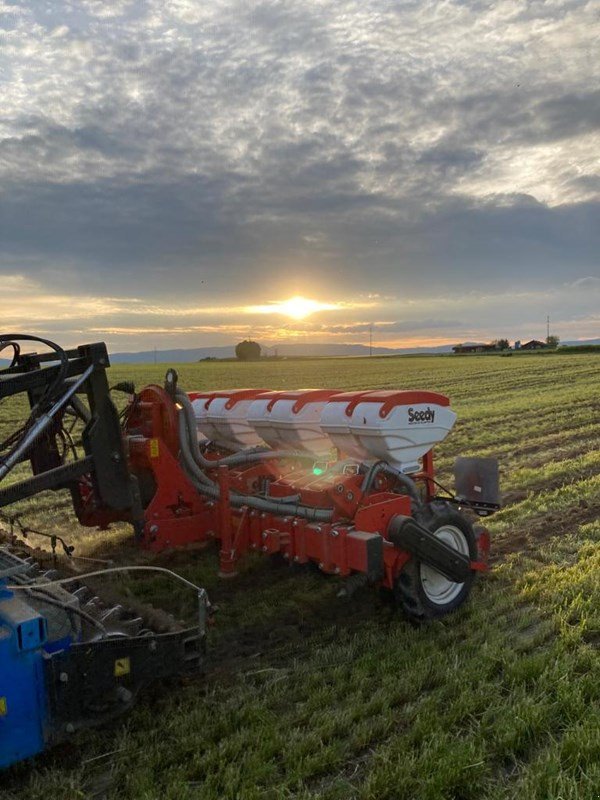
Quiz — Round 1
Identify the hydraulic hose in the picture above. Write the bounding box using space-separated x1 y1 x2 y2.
175 390 318 469
0 334 69 405
177 410 333 523
175 388 418 518
361 460 423 507
0 341 20 370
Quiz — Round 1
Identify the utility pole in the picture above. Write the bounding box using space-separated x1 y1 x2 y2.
546 315 550 341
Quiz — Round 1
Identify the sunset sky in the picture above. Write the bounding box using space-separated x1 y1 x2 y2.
1 0 598 352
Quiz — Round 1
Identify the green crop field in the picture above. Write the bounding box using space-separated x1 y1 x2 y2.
2 352 600 800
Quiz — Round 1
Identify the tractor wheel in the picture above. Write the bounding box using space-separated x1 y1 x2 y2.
394 506 477 623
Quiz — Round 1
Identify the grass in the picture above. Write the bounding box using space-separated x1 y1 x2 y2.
1 352 600 799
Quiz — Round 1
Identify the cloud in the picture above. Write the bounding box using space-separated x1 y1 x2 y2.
0 0 598 349
2 278 598 352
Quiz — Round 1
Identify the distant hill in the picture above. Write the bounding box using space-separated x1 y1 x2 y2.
110 345 238 363
100 338 600 363
1 339 599 367
566 338 600 346
106 342 455 363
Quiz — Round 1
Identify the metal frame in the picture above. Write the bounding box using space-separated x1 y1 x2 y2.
0 343 142 528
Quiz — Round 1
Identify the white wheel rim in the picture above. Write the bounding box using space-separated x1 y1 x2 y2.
419 524 469 605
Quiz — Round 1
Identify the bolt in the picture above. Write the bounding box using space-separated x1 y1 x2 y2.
262 546 268 552
293 556 299 562
59 672 69 683
318 562 324 568
149 525 159 534
334 567 340 574
262 531 267 540
66 723 75 734
111 452 121 463
331 529 339 537
346 491 354 501
283 553 290 560
149 640 157 652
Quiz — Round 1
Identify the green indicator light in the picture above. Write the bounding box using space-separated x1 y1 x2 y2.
312 467 324 476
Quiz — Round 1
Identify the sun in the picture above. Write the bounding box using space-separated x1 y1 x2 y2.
246 296 339 319
278 296 326 319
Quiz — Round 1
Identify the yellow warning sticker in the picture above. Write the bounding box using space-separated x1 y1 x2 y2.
0 697 7 716
150 438 160 459
114 657 131 677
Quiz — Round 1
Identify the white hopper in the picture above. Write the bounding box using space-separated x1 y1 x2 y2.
189 392 218 443
319 391 373 459
193 389 269 451
246 392 285 450
247 390 339 454
348 390 456 471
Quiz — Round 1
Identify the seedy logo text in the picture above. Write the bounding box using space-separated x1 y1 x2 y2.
408 407 435 424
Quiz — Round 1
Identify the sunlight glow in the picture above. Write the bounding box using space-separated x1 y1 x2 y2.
246 296 340 319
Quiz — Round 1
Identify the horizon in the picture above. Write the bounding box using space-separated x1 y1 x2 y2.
1 2 598 351
112 333 598 353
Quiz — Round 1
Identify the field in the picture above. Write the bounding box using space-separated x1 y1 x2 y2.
2 352 600 800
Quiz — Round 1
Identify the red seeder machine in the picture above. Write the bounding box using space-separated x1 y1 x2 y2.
126 377 500 618
0 336 499 767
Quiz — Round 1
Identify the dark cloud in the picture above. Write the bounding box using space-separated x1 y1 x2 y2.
0 0 598 346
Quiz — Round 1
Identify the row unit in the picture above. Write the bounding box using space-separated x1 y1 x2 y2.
189 389 456 472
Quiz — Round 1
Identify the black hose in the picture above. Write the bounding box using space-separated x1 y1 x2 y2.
0 341 20 369
177 410 333 522
175 389 419 518
360 460 387 493
361 460 423 507
175 390 318 468
0 334 69 406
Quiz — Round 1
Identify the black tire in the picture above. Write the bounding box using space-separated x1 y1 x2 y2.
394 504 478 623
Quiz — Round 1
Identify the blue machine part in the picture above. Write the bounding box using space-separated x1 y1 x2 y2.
0 580 49 770
0 546 204 771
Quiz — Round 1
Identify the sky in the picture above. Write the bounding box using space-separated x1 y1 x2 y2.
1 0 599 353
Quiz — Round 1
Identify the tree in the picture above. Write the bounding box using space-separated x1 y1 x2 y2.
235 340 261 361
492 338 510 350
546 335 560 349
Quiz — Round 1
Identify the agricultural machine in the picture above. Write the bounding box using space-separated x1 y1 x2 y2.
0 334 499 769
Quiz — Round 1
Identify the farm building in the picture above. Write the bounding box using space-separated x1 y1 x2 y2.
521 340 547 350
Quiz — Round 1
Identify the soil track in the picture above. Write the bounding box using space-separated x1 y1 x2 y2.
491 502 600 561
